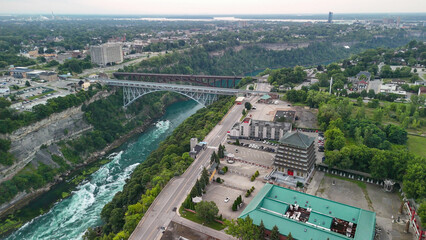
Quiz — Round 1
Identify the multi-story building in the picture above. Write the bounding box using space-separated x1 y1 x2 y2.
274 131 316 178
228 117 291 141
90 43 123 67
328 12 333 23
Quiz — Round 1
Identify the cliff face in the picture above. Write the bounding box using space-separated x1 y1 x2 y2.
0 90 111 183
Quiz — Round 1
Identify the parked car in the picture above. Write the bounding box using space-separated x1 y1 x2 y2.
224 197 230 203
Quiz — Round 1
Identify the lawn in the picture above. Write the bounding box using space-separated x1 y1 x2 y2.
407 135 426 158
179 208 226 231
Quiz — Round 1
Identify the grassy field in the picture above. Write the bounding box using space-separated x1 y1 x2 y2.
407 135 426 158
179 208 226 231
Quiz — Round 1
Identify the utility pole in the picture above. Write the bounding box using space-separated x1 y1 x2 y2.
329 77 333 94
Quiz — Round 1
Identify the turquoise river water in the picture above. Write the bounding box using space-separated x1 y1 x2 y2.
5 100 201 240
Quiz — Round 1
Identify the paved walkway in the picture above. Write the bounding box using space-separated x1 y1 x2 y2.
306 171 324 195
168 215 237 240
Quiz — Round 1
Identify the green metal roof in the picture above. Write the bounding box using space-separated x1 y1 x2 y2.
261 94 271 100
278 131 315 149
239 183 376 240
308 212 333 229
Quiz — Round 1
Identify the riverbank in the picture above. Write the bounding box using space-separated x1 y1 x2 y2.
0 91 186 237
83 96 235 239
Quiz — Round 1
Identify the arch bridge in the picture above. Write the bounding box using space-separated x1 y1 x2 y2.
113 72 245 88
98 79 272 107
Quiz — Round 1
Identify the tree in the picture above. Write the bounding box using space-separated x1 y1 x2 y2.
37 56 46 63
385 124 407 145
245 102 252 110
25 80 31 87
418 202 426 228
373 108 384 123
367 89 376 99
403 159 426 199
356 97 363 107
195 201 219 223
195 179 202 196
201 167 209 186
270 225 280 240
210 151 219 164
258 220 266 240
225 215 260 240
368 99 380 108
287 232 294 240
0 97 11 108
360 90 367 98
324 128 345 151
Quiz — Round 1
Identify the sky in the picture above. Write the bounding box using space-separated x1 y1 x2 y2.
1 0 425 15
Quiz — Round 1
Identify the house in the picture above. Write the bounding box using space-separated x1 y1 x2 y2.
189 141 207 159
358 80 368 90
9 67 33 78
58 74 72 80
414 80 425 86
419 87 426 96
356 71 371 81
258 94 272 104
39 72 58 81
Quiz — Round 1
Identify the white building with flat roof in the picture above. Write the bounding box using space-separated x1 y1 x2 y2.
90 43 123 67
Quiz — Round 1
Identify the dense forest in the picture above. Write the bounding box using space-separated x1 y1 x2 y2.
120 36 414 77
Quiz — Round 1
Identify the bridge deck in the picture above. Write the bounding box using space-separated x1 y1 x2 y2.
99 79 272 96
113 72 244 79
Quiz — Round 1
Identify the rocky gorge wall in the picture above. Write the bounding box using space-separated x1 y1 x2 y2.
0 90 111 183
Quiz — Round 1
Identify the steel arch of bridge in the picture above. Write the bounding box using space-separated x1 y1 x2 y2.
95 78 273 108
123 86 218 107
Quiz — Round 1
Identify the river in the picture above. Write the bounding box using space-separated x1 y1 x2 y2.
5 100 202 240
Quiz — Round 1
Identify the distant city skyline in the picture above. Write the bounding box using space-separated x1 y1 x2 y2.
1 0 425 15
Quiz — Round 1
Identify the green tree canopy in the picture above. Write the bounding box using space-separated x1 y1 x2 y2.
195 201 219 223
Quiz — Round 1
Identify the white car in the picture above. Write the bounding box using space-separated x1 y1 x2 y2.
224 197 230 203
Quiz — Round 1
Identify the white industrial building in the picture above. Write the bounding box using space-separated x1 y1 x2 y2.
228 117 292 141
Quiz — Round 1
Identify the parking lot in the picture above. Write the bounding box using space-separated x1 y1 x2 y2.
203 158 270 220
1 76 77 111
308 174 414 240
224 142 276 167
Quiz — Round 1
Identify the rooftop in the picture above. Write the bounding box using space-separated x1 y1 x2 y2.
260 94 271 100
239 183 376 240
278 131 315 149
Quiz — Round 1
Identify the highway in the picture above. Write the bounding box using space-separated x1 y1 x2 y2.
129 97 251 240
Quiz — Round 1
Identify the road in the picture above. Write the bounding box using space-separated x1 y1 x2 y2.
129 97 251 240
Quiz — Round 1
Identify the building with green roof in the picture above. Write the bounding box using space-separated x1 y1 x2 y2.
274 131 316 178
239 183 376 240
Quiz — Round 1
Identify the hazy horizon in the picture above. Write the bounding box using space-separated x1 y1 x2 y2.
1 0 425 15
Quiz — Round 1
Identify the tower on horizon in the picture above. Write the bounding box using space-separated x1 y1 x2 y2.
328 12 333 23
